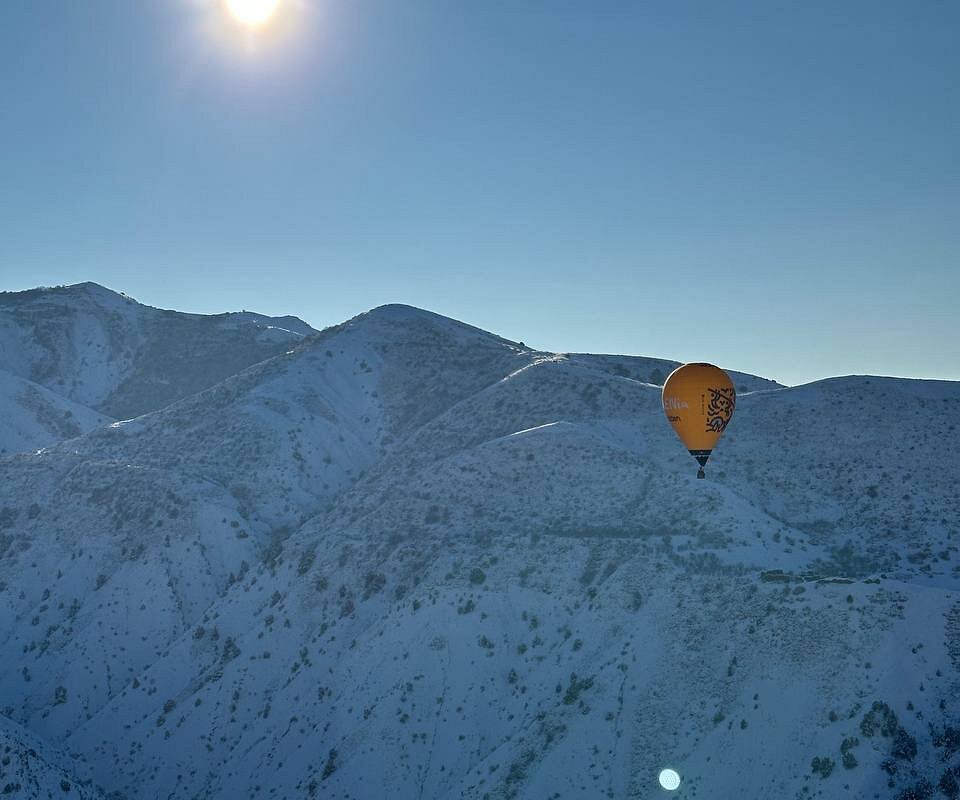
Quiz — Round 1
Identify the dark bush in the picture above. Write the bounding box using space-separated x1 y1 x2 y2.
321 748 338 780
469 568 486 585
860 701 899 738
940 770 959 800
0 507 18 529
297 547 316 576
840 736 858 768
363 572 386 599
562 673 593 705
932 724 960 760
811 756 834 778
895 779 933 800
892 727 917 761
221 637 241 663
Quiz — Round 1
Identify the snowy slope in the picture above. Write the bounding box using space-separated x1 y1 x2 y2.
568 351 782 393
0 282 316 425
0 369 111 456
0 716 104 799
0 296 957 800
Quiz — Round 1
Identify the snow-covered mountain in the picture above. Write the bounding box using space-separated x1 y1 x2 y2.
0 369 111 456
0 717 104 800
0 283 316 453
0 290 957 800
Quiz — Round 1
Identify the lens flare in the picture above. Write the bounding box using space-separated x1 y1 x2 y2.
658 768 681 791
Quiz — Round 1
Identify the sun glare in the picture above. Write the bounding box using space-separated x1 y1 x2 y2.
225 0 281 28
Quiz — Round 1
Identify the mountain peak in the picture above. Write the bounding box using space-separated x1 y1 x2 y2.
353 303 527 350
1 280 130 305
65 281 141 309
67 280 123 295
363 303 447 322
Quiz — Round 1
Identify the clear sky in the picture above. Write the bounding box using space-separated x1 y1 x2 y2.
1 1 957 386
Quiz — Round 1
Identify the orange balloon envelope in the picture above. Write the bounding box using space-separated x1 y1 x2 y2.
661 363 736 478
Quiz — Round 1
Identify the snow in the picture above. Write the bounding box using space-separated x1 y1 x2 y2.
0 287 957 800
0 281 317 434
0 715 104 799
0 368 112 456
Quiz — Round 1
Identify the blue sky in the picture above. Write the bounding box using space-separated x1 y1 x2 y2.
1 1 957 385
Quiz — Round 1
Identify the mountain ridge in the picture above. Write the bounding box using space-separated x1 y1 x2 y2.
0 283 957 800
0 282 319 452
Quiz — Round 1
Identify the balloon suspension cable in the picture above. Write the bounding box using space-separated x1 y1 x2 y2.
697 467 705 479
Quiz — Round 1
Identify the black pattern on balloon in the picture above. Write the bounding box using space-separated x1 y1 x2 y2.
705 387 735 433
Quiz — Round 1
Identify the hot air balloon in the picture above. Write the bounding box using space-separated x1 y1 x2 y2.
661 363 736 479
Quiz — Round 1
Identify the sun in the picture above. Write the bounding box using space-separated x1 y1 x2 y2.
225 0 281 28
